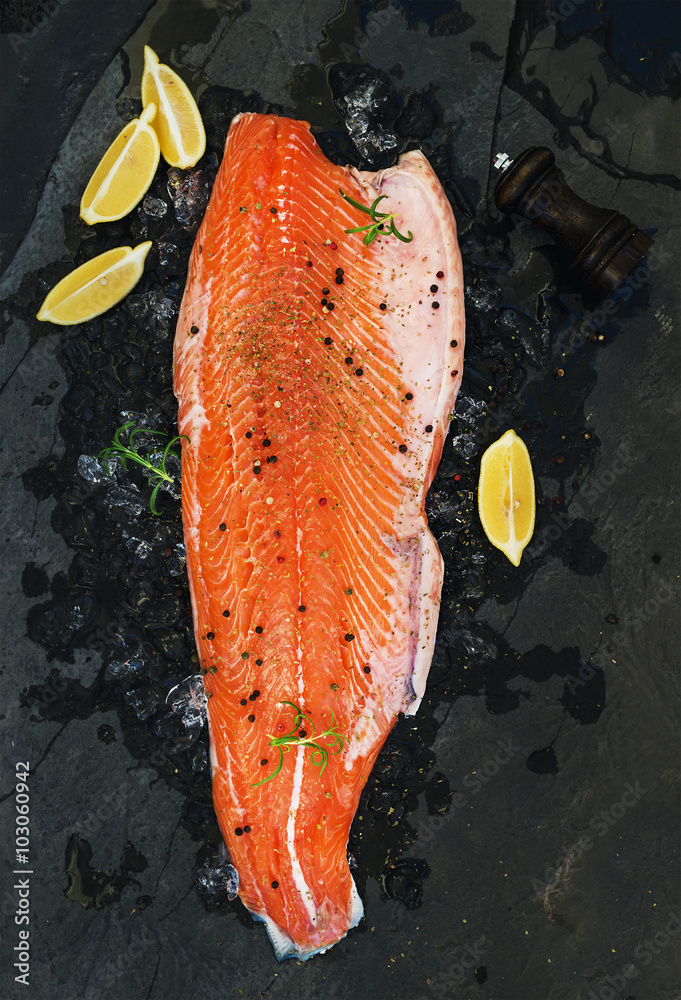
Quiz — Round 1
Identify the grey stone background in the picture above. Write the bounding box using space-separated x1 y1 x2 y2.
1 2 679 999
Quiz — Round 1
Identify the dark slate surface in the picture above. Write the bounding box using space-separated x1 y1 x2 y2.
1 2 679 999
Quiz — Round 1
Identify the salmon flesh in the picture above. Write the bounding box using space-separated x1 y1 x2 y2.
174 113 465 960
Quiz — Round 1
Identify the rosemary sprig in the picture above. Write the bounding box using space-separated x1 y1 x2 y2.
339 187 413 246
95 420 188 515
250 700 347 787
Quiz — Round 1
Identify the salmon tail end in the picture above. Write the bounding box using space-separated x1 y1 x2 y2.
255 880 364 962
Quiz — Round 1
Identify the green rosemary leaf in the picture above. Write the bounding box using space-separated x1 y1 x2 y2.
251 701 348 787
339 190 414 246
338 187 373 214
389 220 414 243
368 194 389 222
94 421 185 515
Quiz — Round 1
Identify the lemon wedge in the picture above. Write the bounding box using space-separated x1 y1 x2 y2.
478 429 535 566
80 104 160 225
141 45 206 169
36 241 152 325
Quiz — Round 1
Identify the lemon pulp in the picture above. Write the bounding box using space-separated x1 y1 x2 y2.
477 429 535 566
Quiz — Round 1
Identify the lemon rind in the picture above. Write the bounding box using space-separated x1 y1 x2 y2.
141 44 205 169
478 429 535 567
80 105 160 226
36 241 152 325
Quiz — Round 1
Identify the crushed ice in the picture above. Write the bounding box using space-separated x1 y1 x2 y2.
126 290 178 338
167 674 208 744
142 194 168 218
77 453 120 483
452 396 487 429
167 168 211 230
337 79 398 159
106 626 153 680
168 542 186 577
102 484 146 519
194 846 239 902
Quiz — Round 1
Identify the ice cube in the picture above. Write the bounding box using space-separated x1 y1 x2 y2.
194 850 239 902
167 673 208 743
167 168 211 230
106 656 145 680
125 290 178 337
102 485 145 518
450 432 479 460
142 194 168 218
77 453 120 483
337 79 398 160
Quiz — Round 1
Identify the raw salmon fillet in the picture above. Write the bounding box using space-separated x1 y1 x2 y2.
174 113 465 960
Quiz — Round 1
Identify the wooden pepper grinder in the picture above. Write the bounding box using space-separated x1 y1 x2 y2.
493 147 654 300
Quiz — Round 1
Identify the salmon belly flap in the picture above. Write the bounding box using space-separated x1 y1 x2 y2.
173 113 465 960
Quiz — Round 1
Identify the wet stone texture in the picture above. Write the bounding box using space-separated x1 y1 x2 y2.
1 2 679 999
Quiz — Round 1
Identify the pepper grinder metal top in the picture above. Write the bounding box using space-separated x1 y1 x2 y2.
493 146 654 300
